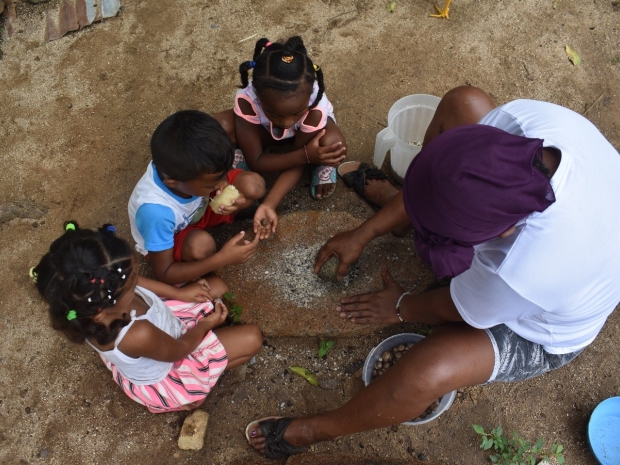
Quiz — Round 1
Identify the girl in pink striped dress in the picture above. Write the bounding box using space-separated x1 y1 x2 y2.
31 221 263 413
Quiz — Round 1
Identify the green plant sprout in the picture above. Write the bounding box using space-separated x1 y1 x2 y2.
473 424 565 465
318 340 335 359
222 291 243 324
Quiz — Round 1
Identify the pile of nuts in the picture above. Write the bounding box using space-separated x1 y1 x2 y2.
371 342 442 421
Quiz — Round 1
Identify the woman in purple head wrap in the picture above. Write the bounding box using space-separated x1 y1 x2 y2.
403 124 555 279
247 86 620 460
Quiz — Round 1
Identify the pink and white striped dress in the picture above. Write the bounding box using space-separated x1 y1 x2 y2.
88 286 227 413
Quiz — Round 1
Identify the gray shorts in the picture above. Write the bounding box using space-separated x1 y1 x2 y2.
484 324 583 383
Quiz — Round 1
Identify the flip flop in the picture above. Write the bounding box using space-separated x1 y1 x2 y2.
245 416 308 459
337 161 389 201
310 165 337 200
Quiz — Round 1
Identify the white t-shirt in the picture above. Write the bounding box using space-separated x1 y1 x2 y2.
128 162 208 255
451 99 620 354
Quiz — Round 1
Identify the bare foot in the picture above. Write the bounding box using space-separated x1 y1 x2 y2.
314 182 335 199
338 162 411 236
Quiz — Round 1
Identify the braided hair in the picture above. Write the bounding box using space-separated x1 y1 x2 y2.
32 221 134 345
239 36 325 109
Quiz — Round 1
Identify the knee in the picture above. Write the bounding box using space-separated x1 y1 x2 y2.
213 109 236 144
319 121 346 147
245 324 264 354
181 231 216 261
390 360 454 406
237 172 266 201
206 276 229 298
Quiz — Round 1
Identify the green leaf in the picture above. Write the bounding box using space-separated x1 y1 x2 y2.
556 444 564 454
557 455 565 464
552 0 559 9
318 340 335 358
386 1 396 12
473 424 485 435
489 455 498 463
565 45 581 65
288 366 319 386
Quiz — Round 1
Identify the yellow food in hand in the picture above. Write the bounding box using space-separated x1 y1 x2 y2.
210 185 240 214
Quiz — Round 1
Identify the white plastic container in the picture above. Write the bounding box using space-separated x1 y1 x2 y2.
362 333 456 425
374 94 441 184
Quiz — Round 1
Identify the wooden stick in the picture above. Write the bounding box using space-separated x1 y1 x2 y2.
583 91 605 116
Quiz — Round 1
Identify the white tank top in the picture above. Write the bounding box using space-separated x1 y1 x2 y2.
88 286 182 385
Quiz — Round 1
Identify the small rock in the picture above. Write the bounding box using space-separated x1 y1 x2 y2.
25 407 31 414
39 449 49 458
318 377 339 390
417 453 427 461
178 410 209 451
317 255 357 283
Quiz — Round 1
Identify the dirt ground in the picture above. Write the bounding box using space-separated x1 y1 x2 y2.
1 0 620 464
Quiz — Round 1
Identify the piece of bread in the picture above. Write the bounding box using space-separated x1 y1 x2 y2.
210 185 240 214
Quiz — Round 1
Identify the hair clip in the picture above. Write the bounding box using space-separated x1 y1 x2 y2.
90 278 96 284
113 299 117 305
29 267 38 283
313 64 320 72
121 275 126 280
87 298 92 302
106 225 116 233
249 61 256 69
67 310 77 321
281 55 294 64
265 41 272 47
65 222 76 231
100 278 105 284
108 295 112 300
117 268 122 273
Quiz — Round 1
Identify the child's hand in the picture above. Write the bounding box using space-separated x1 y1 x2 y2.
199 299 228 331
216 190 247 216
306 129 347 166
219 230 260 266
253 204 278 239
176 279 213 302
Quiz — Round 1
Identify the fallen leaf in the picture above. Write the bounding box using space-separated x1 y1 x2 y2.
288 366 319 386
565 45 581 65
386 1 396 13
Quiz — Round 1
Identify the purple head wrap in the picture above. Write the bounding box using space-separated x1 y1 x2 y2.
403 124 555 279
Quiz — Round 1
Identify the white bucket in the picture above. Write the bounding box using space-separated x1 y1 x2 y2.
362 333 456 425
374 94 441 184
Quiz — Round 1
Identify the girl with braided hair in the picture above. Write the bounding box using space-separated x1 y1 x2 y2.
215 36 347 239
31 221 263 413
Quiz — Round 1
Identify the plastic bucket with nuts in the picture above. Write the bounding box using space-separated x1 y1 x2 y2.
362 333 457 425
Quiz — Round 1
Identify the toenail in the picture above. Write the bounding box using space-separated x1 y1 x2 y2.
250 429 257 437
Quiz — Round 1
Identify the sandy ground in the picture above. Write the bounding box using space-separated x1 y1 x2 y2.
1 0 620 464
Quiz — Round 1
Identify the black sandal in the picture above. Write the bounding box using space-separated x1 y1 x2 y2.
337 161 389 201
245 416 308 459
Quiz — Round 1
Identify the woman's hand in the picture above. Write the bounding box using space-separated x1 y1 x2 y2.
314 228 368 281
176 279 213 302
199 299 229 332
305 129 347 166
336 267 405 324
253 204 278 239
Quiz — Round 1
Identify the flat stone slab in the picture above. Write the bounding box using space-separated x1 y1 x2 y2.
218 211 436 337
286 453 442 465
